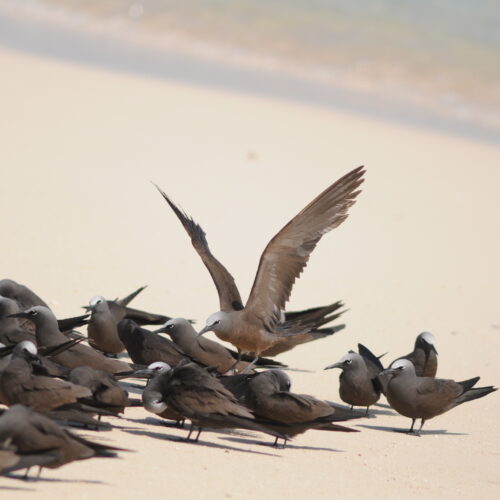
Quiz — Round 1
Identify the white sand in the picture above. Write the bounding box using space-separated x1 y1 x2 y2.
0 46 499 499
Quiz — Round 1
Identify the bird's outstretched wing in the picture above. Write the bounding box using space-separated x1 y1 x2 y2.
245 166 365 332
155 185 244 311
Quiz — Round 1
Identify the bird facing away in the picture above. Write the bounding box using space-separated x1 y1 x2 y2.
156 318 250 374
382 359 497 435
243 370 360 446
85 286 171 355
157 166 365 367
117 318 188 367
68 366 130 416
0 404 125 475
138 361 286 442
0 341 93 412
390 332 438 377
325 343 384 415
156 181 354 361
9 307 131 375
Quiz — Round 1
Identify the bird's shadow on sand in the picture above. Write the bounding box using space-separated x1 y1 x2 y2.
3 475 107 484
221 436 343 452
122 428 280 457
357 424 467 436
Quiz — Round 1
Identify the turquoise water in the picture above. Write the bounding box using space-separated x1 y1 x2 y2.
1 0 499 140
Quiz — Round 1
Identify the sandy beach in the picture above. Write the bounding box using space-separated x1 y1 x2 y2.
1 45 499 499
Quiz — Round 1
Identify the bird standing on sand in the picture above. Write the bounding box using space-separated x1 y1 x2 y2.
390 332 438 377
243 370 361 446
324 343 384 414
167 166 365 368
85 286 171 355
138 361 286 442
156 183 352 360
381 359 496 435
9 307 131 375
0 404 125 477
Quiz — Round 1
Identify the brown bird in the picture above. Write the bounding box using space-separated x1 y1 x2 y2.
243 370 361 446
324 343 384 415
0 404 125 476
156 318 250 374
85 286 171 355
390 332 438 377
117 319 188 367
9 307 131 375
382 359 497 435
155 179 355 362
139 361 286 442
0 341 93 412
68 366 130 416
138 362 186 427
158 166 364 367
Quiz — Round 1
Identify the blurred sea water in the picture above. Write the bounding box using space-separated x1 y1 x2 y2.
1 0 499 142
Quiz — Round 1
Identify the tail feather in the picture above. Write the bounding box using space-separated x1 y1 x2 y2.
454 384 497 407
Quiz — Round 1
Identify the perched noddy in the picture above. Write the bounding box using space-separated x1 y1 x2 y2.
138 361 286 442
138 362 185 426
9 307 131 375
156 318 251 374
156 185 353 360
69 366 130 416
0 447 57 476
382 359 497 434
85 286 171 355
324 343 384 414
0 405 125 474
243 370 360 446
0 341 94 412
390 332 438 377
185 167 365 365
117 318 188 367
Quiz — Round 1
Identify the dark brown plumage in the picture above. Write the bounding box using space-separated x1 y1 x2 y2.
118 319 188 367
85 286 171 355
390 332 438 377
156 169 363 362
325 344 384 414
139 361 286 442
382 359 496 434
0 405 125 475
10 307 131 375
0 341 92 412
243 370 360 445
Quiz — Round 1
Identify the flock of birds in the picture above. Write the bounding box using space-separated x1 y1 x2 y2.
0 166 496 480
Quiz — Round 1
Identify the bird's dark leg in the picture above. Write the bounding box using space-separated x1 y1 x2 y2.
416 419 426 436
365 406 370 416
350 405 353 411
23 468 31 480
242 355 259 374
36 467 43 480
408 418 416 434
186 423 195 440
228 350 243 373
98 414 102 422
273 436 279 447
195 428 203 442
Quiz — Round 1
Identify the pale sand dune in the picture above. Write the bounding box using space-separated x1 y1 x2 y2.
0 47 499 498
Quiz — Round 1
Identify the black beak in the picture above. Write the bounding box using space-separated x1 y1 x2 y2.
6 312 30 319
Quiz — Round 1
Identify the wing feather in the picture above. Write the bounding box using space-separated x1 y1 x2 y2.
245 166 365 330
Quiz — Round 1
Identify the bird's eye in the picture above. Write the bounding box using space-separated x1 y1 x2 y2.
345 359 352 365
29 310 38 316
166 324 174 330
212 320 220 326
398 366 404 371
